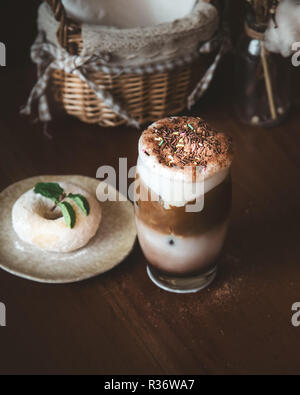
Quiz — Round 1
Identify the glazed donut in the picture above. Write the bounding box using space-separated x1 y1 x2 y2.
12 182 102 253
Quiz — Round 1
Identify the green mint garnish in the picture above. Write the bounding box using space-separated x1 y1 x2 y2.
57 202 76 229
33 182 91 229
187 123 194 131
34 182 64 203
68 194 90 216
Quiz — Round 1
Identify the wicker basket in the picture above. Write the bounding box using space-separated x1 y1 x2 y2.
45 0 218 127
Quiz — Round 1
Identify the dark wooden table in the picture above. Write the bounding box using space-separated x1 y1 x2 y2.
1 2 300 375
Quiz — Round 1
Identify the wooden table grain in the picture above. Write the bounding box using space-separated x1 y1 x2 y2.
0 1 300 375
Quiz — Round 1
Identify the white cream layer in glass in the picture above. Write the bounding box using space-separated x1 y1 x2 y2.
137 140 229 209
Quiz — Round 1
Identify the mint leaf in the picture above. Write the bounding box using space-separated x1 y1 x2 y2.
68 194 90 216
57 202 76 229
34 182 64 203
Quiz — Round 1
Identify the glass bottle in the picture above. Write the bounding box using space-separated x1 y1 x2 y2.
234 20 292 127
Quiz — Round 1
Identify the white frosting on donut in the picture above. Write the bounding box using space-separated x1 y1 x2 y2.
12 182 102 253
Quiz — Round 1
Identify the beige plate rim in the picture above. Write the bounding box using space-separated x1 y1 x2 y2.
0 175 137 284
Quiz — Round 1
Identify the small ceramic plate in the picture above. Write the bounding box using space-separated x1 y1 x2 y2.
0 175 137 283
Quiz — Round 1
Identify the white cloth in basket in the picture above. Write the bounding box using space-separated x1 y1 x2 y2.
23 1 224 127
39 1 219 66
62 0 196 28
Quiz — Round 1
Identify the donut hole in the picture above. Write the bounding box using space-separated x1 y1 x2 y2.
43 211 63 220
36 203 63 221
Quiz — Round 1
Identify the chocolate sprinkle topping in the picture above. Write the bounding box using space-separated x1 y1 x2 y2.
141 117 233 170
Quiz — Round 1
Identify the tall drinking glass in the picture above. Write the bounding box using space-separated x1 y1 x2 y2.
134 117 233 293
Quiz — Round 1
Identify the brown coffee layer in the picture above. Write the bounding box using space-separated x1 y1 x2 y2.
135 175 232 237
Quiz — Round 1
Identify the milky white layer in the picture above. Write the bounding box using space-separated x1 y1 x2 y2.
137 153 229 208
136 217 229 274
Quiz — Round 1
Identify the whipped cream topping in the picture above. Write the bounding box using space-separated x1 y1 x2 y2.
137 117 233 207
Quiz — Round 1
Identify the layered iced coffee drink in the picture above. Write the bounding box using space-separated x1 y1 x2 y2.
134 117 233 293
